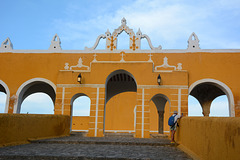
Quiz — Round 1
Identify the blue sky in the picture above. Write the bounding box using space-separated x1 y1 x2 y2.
0 0 238 116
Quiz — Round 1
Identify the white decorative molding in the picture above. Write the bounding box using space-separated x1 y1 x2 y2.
57 83 188 89
2 49 240 54
85 34 106 51
141 34 162 50
65 57 90 71
49 34 62 51
155 57 182 71
148 53 153 62
187 32 200 50
0 37 13 51
120 52 125 62
92 53 97 62
1 19 240 53
84 18 162 51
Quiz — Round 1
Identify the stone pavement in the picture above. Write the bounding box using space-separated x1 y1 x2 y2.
0 134 192 160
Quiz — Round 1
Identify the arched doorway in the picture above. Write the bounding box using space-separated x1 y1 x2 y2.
189 79 234 117
150 94 170 134
104 69 137 134
70 93 91 132
14 78 56 113
0 80 10 113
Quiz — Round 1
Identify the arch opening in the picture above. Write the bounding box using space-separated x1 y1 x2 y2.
189 79 233 117
0 81 10 113
20 93 54 114
70 93 91 132
209 95 229 117
188 95 203 116
0 92 7 113
105 70 137 103
15 79 56 113
117 31 130 49
104 70 137 133
150 94 170 134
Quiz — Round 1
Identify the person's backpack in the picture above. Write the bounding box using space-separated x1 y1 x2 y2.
168 115 177 126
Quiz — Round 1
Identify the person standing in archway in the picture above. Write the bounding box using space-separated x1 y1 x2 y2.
169 111 182 143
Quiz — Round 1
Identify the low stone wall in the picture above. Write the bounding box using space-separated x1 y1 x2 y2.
176 117 240 160
0 114 70 146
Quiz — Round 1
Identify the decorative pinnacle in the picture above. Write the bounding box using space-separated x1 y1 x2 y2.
136 28 142 36
121 17 126 25
105 29 111 36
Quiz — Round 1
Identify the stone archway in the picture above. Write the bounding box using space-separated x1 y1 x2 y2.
14 78 56 113
104 69 137 133
189 79 235 117
150 94 170 134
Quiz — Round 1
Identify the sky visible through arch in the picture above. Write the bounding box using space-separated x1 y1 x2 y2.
0 0 239 116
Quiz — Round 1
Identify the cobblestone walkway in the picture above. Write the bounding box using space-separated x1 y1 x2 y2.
0 135 192 160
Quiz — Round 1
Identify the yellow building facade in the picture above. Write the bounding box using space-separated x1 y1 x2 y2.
0 18 239 138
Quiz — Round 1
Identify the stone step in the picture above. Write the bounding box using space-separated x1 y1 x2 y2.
0 136 192 160
104 132 134 138
70 131 88 137
0 142 191 160
30 136 176 147
150 133 169 139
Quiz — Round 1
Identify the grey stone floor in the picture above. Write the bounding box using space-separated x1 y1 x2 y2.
0 136 192 160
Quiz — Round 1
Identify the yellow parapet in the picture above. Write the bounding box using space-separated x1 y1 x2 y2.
0 114 70 147
176 117 240 160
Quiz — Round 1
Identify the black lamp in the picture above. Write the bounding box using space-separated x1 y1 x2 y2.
157 74 161 85
77 73 82 84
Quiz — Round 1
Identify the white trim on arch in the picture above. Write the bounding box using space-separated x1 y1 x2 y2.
189 78 235 117
0 80 10 113
14 78 56 113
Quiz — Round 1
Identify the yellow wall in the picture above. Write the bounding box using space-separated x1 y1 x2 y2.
0 51 240 138
105 92 136 132
176 117 240 160
72 116 89 131
0 114 70 147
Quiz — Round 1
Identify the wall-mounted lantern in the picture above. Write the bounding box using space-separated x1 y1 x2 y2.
157 74 161 85
77 73 82 84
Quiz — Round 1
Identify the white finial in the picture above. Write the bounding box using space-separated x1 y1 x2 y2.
0 37 13 50
177 63 182 70
121 17 126 25
64 63 69 70
163 57 168 64
78 57 83 65
136 28 142 36
187 32 200 50
105 29 111 37
49 34 62 51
